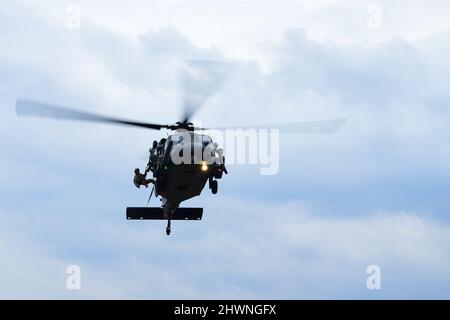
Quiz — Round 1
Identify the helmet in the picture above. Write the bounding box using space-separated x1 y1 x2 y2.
134 168 140 175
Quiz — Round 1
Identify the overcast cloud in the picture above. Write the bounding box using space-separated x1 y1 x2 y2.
1 0 450 299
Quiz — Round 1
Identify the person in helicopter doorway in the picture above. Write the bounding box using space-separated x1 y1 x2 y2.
133 168 155 188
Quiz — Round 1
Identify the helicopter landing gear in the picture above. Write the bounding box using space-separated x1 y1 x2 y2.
210 179 218 194
166 220 171 236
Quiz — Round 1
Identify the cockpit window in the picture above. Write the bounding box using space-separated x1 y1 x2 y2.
201 135 212 145
170 133 212 145
170 135 184 144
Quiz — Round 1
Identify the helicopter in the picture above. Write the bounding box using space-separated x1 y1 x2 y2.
15 61 346 235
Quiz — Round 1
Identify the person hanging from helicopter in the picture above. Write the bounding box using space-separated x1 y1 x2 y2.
213 143 228 175
145 139 166 173
133 168 155 188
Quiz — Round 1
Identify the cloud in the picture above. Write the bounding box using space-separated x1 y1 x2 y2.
2 198 450 299
2 0 450 299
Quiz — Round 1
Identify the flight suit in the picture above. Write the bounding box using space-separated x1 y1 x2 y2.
133 172 154 188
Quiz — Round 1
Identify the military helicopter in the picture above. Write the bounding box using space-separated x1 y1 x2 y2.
15 61 345 235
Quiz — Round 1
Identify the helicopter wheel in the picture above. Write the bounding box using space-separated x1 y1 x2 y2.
166 220 171 236
210 180 218 194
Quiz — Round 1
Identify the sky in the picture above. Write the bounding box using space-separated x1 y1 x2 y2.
1 0 450 299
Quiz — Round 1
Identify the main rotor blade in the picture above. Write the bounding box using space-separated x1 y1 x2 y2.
180 60 232 123
200 118 347 134
16 99 167 131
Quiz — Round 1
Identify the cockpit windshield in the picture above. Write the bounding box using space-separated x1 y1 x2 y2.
170 133 212 145
201 135 212 145
170 134 184 144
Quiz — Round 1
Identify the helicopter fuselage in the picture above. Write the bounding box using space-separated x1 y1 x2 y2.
149 131 226 218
